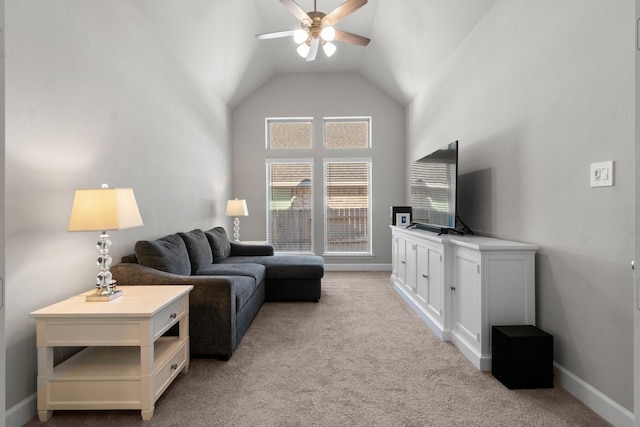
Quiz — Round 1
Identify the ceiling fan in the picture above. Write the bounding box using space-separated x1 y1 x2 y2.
256 0 371 62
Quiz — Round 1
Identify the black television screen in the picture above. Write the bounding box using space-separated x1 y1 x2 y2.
410 140 458 232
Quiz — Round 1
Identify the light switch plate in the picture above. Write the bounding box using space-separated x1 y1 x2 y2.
590 161 613 187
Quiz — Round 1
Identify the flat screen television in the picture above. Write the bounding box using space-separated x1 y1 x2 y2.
410 140 459 233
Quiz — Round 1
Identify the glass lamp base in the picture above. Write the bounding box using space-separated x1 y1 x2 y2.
87 231 122 302
233 217 241 241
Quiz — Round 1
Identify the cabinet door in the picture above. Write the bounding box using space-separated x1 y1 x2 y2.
415 244 443 323
391 235 400 279
452 249 481 349
405 241 417 294
396 237 408 290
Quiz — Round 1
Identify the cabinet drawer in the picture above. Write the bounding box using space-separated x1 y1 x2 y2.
153 343 187 400
153 296 187 338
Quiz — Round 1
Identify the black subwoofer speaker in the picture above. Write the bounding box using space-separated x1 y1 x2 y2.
492 325 553 389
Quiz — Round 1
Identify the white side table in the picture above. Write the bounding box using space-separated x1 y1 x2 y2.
238 240 267 245
30 285 193 421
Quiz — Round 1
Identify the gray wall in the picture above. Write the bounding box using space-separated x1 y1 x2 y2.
407 0 634 411
232 72 405 267
5 1 233 422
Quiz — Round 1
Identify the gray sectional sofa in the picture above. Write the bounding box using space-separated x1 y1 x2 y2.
110 227 324 360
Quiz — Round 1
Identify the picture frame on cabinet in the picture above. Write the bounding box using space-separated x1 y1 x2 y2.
396 213 410 226
391 206 412 225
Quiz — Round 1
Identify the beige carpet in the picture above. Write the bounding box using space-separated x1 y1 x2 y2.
25 271 610 426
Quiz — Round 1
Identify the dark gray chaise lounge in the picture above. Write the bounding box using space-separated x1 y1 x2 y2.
110 227 324 360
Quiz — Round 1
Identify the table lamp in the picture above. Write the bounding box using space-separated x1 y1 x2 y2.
68 184 143 301
226 198 248 241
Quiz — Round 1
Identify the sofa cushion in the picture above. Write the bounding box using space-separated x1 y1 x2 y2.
223 255 324 279
134 234 191 276
196 263 266 286
234 276 258 313
222 255 324 279
121 253 138 263
178 229 213 274
205 227 231 263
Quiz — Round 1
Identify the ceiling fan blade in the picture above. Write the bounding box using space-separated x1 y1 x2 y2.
256 30 296 40
306 37 320 61
334 29 370 46
323 0 367 26
279 0 312 25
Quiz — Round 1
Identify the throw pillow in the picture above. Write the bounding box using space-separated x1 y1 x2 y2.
205 227 231 263
178 229 213 274
135 233 191 276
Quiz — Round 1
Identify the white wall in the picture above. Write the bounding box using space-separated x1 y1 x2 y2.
408 0 634 413
5 1 232 423
232 72 405 266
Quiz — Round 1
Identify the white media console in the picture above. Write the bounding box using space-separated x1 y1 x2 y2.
390 226 537 371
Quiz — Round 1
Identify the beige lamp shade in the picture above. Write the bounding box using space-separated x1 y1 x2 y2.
226 199 248 217
68 187 143 231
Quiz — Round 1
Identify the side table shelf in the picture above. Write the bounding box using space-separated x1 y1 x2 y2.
30 285 193 421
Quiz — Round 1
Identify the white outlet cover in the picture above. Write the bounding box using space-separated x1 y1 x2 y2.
590 161 613 187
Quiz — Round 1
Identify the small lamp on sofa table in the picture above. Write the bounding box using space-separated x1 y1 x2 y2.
226 198 248 242
68 184 143 302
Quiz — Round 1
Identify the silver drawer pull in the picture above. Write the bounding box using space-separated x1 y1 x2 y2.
170 313 177 320
171 363 178 370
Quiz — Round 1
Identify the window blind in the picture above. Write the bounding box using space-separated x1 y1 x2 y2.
323 160 372 254
267 118 313 149
324 118 370 149
266 160 313 252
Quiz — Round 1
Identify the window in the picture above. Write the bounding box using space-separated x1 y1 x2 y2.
324 117 370 148
324 159 372 254
266 160 314 252
266 118 313 149
265 116 372 255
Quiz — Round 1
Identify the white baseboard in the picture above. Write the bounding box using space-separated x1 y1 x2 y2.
6 392 36 427
554 362 634 427
324 263 391 271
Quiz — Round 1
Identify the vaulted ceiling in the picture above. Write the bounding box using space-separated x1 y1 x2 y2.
133 0 497 108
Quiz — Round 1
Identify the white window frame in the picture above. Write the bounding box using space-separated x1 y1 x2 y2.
266 158 315 254
322 157 373 256
323 116 372 149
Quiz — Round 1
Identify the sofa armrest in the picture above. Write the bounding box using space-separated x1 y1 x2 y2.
110 262 238 357
230 242 274 257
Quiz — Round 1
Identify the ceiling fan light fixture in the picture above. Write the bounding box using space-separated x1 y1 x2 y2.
320 26 336 42
257 0 371 62
297 43 310 58
322 41 337 57
293 28 308 44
